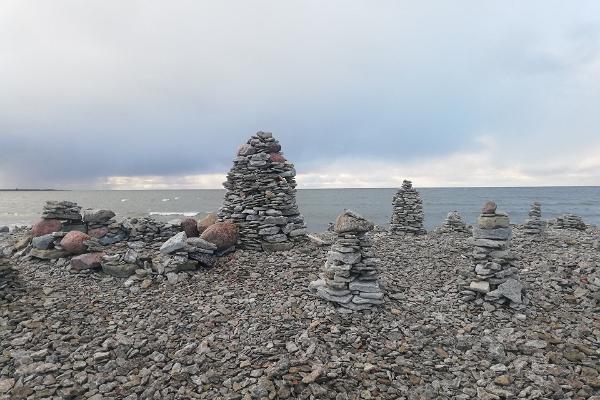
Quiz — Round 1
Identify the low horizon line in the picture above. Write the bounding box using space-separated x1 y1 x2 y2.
2 184 600 191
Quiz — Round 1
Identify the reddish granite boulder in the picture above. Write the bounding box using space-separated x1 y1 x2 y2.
60 231 91 255
482 201 497 215
71 252 103 271
181 218 199 237
88 227 108 239
31 219 62 237
269 152 286 163
197 213 217 234
267 143 282 153
200 222 238 251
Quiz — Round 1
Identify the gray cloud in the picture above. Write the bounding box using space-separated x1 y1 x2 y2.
1 1 600 188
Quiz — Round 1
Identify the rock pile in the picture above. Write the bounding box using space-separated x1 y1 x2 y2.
462 201 525 309
32 201 84 237
554 214 586 230
82 208 116 237
218 131 307 251
438 211 469 233
523 201 544 235
310 210 384 311
390 180 426 235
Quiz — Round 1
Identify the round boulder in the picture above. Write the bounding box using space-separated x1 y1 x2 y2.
200 222 238 251
482 201 497 215
60 231 91 255
181 218 199 237
31 219 62 237
197 212 217 234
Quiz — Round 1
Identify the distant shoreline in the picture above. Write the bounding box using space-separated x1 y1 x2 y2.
0 189 67 192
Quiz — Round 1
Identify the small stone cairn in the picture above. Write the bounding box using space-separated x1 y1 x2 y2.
390 180 426 235
218 131 307 251
463 201 525 309
554 214 586 230
522 202 544 235
42 200 85 231
310 210 384 311
438 211 469 233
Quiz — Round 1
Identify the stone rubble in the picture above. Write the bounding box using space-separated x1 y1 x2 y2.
462 201 526 310
390 180 426 235
310 210 384 310
554 213 587 230
1 222 599 399
522 201 544 235
438 210 470 233
218 131 307 251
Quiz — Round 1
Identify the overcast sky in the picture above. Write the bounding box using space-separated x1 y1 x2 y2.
1 1 600 189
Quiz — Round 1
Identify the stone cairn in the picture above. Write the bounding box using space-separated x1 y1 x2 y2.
522 202 544 235
310 210 384 311
390 180 426 235
462 201 525 309
218 131 307 251
554 214 586 230
42 201 83 231
438 211 469 233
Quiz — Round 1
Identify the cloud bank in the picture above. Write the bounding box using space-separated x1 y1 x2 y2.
1 1 599 188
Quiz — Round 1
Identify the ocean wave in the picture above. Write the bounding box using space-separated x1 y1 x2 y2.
149 211 199 217
121 199 129 202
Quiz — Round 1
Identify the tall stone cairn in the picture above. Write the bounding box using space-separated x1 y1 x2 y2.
438 211 469 233
218 131 307 251
310 210 384 310
390 180 426 234
555 214 586 230
463 201 525 309
522 202 544 235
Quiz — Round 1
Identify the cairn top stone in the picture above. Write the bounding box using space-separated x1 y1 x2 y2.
482 201 497 214
334 210 374 234
401 180 413 189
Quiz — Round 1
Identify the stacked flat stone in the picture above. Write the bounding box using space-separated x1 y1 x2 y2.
555 214 586 230
310 210 384 311
42 201 82 221
438 211 469 233
218 131 307 251
463 201 525 309
390 180 426 235
523 202 544 235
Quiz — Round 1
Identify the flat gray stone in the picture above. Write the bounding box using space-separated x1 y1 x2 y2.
498 278 523 303
160 231 187 254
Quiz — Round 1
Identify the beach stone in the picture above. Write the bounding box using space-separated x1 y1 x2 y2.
71 252 103 271
29 248 67 259
334 210 374 234
88 227 108 238
269 152 286 163
482 201 497 214
472 227 512 240
0 226 8 233
477 215 510 229
82 209 115 224
181 218 199 237
197 213 217 234
201 222 238 251
160 231 187 254
31 234 55 250
102 263 137 278
497 278 523 303
237 144 256 156
31 219 62 237
60 231 91 255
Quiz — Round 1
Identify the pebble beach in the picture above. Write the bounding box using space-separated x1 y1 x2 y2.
1 223 599 399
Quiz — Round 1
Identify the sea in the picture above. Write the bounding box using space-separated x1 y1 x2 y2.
1 187 599 232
